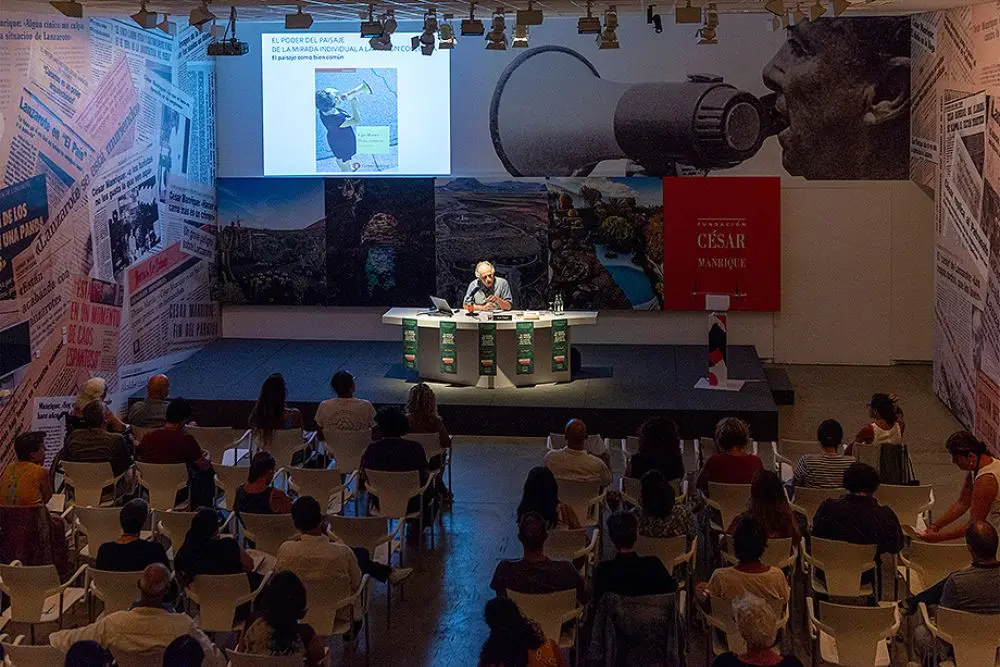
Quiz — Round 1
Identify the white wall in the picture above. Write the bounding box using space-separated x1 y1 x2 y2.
222 179 935 365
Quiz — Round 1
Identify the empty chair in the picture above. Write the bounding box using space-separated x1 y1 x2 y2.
877 484 934 531
620 476 641 507
0 561 88 643
324 429 370 476
790 486 844 528
803 537 877 599
185 571 270 633
0 634 65 667
214 464 247 511
635 534 696 580
327 515 401 569
135 462 188 511
285 467 348 513
407 432 446 471
919 603 1000 667
188 426 249 466
239 513 299 557
706 482 752 533
555 478 606 529
74 506 125 560
86 568 144 618
226 650 305 666
62 461 126 507
772 439 823 482
808 598 901 666
508 589 583 651
899 541 970 595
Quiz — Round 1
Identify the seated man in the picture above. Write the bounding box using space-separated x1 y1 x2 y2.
126 374 170 428
314 370 376 438
136 398 215 509
543 418 611 487
594 512 676 602
96 499 169 572
64 400 133 477
812 462 903 558
490 512 588 605
49 563 225 665
792 419 856 490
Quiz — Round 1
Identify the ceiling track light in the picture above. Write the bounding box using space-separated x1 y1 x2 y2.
439 14 457 48
286 3 313 29
50 0 83 18
517 0 543 26
131 1 157 28
485 8 507 50
764 0 784 17
462 1 485 36
675 0 702 25
578 1 601 34
831 0 849 16
369 9 396 50
697 2 718 44
512 23 529 47
156 14 177 35
189 1 216 28
412 8 438 55
647 4 662 33
598 5 618 48
809 0 826 20
360 4 382 36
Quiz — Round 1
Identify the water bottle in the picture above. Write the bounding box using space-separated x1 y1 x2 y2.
556 293 564 314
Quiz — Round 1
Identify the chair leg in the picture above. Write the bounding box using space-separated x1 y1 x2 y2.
386 582 392 629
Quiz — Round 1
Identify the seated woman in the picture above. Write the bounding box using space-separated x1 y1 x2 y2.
175 507 255 586
0 432 53 506
517 466 581 530
638 470 695 540
406 382 453 500
697 516 790 613
626 417 685 483
712 593 803 667
238 570 326 667
69 377 127 435
478 597 567 667
234 452 293 515
846 392 904 455
249 373 303 449
697 418 763 493
727 470 801 542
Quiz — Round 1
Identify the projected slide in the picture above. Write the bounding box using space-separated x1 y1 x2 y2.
262 33 450 177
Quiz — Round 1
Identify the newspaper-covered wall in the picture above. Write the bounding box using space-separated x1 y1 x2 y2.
0 12 218 464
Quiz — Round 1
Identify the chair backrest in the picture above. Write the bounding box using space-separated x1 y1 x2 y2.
74 506 123 556
776 439 822 479
623 436 640 457
508 589 578 642
62 461 116 507
286 467 343 506
761 537 795 569
364 469 423 518
214 464 248 511
155 510 199 546
0 637 65 667
905 541 970 589
555 478 603 526
853 442 881 472
547 433 604 457
634 534 688 573
325 430 370 474
543 529 588 561
136 462 188 511
792 487 844 526
0 563 61 622
226 650 304 666
300 574 356 635
698 437 716 466
706 482 752 529
261 429 307 468
327 516 393 555
239 512 299 556
186 572 252 632
877 484 934 529
809 537 878 597
111 647 165 667
87 568 142 615
620 476 641 506
406 432 442 465
188 426 247 466
936 606 1000 667
815 600 898 667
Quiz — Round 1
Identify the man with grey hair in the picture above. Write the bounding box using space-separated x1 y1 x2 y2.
463 261 513 311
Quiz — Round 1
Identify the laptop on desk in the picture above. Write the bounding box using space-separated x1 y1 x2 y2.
423 296 454 316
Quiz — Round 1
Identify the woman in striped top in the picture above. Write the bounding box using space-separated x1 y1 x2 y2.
793 420 856 490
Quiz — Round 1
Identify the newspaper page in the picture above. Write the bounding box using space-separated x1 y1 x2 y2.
912 12 944 188
141 73 192 200
171 26 212 96
938 91 987 235
26 43 90 121
163 176 215 243
184 61 215 186
30 395 75 465
977 370 1000 454
0 174 47 303
935 241 983 428
76 53 138 157
88 19 173 87
66 275 121 372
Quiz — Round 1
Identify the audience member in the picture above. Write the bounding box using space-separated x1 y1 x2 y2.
406 382 451 450
127 375 171 428
50 563 224 665
96 499 169 572
314 370 376 438
637 470 695 540
64 640 112 667
626 417 685 483
248 373 302 445
238 570 326 666
543 418 611 487
696 418 763 492
697 516 790 610
478 597 567 667
847 392 904 454
712 593 804 667
792 419 855 490
728 470 800 542
812 462 903 557
137 398 215 509
174 507 255 586
71 377 126 434
234 451 293 515
490 512 587 604
162 635 205 667
64 400 133 476
516 466 581 530
594 512 676 602
0 431 52 506
921 431 1000 542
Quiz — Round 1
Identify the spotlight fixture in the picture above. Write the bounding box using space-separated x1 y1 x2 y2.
809 0 826 19
49 0 83 17
369 10 396 49
598 5 618 49
189 1 216 28
578 1 601 34
485 8 507 50
696 2 718 44
412 8 438 55
207 5 249 55
512 24 529 47
675 0 702 24
764 0 783 17
792 4 805 22
831 0 849 16
156 14 177 35
360 5 382 36
517 0 543 26
131 1 157 28
462 1 485 35
286 4 313 29
646 4 662 33
439 14 457 48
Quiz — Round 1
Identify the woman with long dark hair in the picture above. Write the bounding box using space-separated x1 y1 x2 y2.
921 431 1000 542
234 451 293 515
239 570 325 666
478 597 567 667
638 469 695 539
727 470 800 542
516 466 580 530
174 507 254 586
626 417 685 482
248 373 302 444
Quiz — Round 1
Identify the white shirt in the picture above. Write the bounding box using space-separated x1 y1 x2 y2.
315 397 376 432
543 447 612 486
276 533 363 619
49 606 225 665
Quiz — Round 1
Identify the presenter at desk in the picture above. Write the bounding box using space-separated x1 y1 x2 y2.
463 261 513 312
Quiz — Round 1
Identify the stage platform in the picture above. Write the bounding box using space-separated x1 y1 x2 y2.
136 339 780 440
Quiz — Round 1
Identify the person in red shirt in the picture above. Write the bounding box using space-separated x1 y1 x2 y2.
137 398 215 508
697 418 763 493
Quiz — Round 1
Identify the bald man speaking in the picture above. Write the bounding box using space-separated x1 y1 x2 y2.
463 261 513 312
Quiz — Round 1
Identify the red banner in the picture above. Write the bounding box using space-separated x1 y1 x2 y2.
662 177 781 311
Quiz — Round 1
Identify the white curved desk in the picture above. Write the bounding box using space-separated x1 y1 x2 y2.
382 308 599 388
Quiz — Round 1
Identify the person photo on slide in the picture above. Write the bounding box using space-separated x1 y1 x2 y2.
463 261 513 312
316 85 371 173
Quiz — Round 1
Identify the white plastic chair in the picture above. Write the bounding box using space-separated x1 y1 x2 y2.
772 439 823 482
226 650 307 666
326 515 404 624
0 634 65 666
136 462 188 511
214 464 248 511
0 562 87 643
130 426 154 444
155 509 199 546
324 429 370 514
185 571 270 633
73 505 125 560
547 433 606 457
239 512 299 557
86 568 142 619
722 536 797 573
790 486 843 527
699 595 789 661
803 537 877 599
408 431 452 494
899 541 969 595
508 589 583 650
920 603 1000 667
256 428 314 469
188 426 250 466
635 534 697 580
877 484 934 531
808 598 900 666
62 461 127 507
303 573 370 650
364 469 436 548
543 529 599 576
284 466 350 513
620 476 642 507
706 482 752 533
621 435 640 458
555 478 606 530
